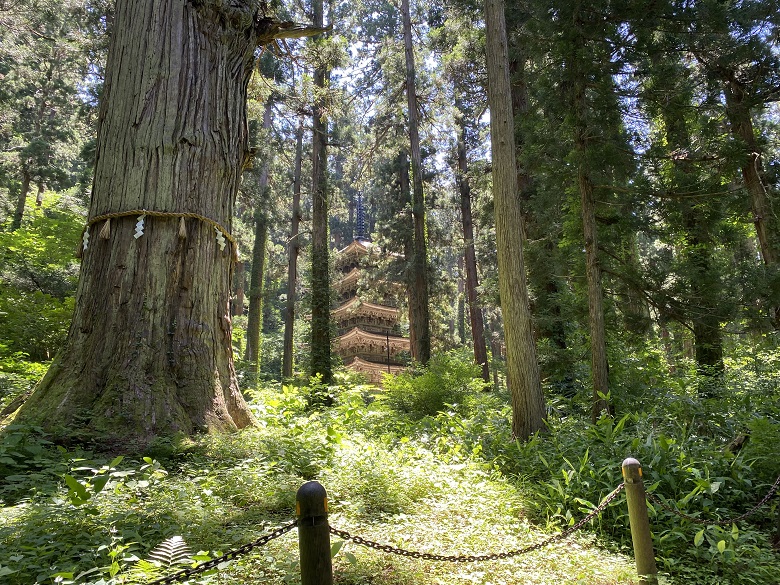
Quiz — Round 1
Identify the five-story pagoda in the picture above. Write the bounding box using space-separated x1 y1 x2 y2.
332 195 409 383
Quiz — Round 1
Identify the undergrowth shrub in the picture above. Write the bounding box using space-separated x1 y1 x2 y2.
0 354 47 417
323 441 438 519
503 403 780 584
383 350 486 418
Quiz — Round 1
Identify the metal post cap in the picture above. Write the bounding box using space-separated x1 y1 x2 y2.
296 481 328 518
622 458 643 482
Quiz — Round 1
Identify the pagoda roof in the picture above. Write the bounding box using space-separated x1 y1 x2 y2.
331 297 399 321
347 356 406 382
336 239 370 257
335 267 361 291
336 327 410 351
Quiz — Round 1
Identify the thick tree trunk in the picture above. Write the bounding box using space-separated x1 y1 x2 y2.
722 81 779 325
15 0 257 446
11 166 31 231
456 124 489 382
484 0 545 440
244 100 273 372
282 118 304 379
309 0 332 382
401 0 431 364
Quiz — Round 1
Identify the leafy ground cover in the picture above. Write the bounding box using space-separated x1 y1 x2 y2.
2 348 780 584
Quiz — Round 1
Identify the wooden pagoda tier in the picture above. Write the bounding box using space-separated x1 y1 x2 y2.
334 267 360 297
346 356 406 385
334 240 370 273
334 327 410 364
332 202 409 383
332 297 400 336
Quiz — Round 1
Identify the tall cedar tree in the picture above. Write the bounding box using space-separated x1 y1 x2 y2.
401 0 431 364
282 118 304 378
568 2 611 420
4 4 85 230
12 0 293 445
309 0 333 382
687 0 780 326
456 114 489 382
244 98 274 372
484 0 546 439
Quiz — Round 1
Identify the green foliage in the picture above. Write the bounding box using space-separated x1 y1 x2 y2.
4 355 779 584
0 191 81 361
0 287 74 361
383 350 487 418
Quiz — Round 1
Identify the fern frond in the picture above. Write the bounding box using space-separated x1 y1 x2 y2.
126 558 165 581
145 536 192 568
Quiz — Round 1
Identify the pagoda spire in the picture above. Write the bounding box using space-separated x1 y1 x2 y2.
355 193 369 242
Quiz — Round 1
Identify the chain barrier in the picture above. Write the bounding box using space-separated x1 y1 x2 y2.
145 469 780 582
146 520 297 585
646 472 780 526
329 483 625 563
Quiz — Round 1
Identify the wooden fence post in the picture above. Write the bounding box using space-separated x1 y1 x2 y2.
622 457 658 584
297 480 333 585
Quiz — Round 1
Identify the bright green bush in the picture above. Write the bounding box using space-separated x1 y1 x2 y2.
383 350 487 418
0 190 82 362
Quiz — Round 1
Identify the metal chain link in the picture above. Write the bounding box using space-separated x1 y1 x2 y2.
146 520 297 585
646 472 780 526
329 483 625 563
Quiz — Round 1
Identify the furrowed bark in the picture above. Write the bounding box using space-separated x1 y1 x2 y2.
15 0 263 446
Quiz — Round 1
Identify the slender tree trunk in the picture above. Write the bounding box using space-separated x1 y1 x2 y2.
11 166 31 231
401 0 431 364
282 118 304 378
484 0 546 439
574 82 609 423
571 8 610 422
578 164 610 421
15 0 258 446
244 100 273 372
456 122 489 382
309 0 332 382
244 211 268 366
660 84 725 387
233 261 245 317
396 147 418 353
723 82 777 265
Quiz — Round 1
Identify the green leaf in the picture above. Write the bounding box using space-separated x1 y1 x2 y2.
63 474 90 502
109 455 124 468
694 529 705 547
92 474 110 494
330 540 344 558
0 566 18 577
717 540 726 553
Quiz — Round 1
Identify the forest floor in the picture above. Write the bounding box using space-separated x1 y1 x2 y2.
2 352 780 584
0 380 640 585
